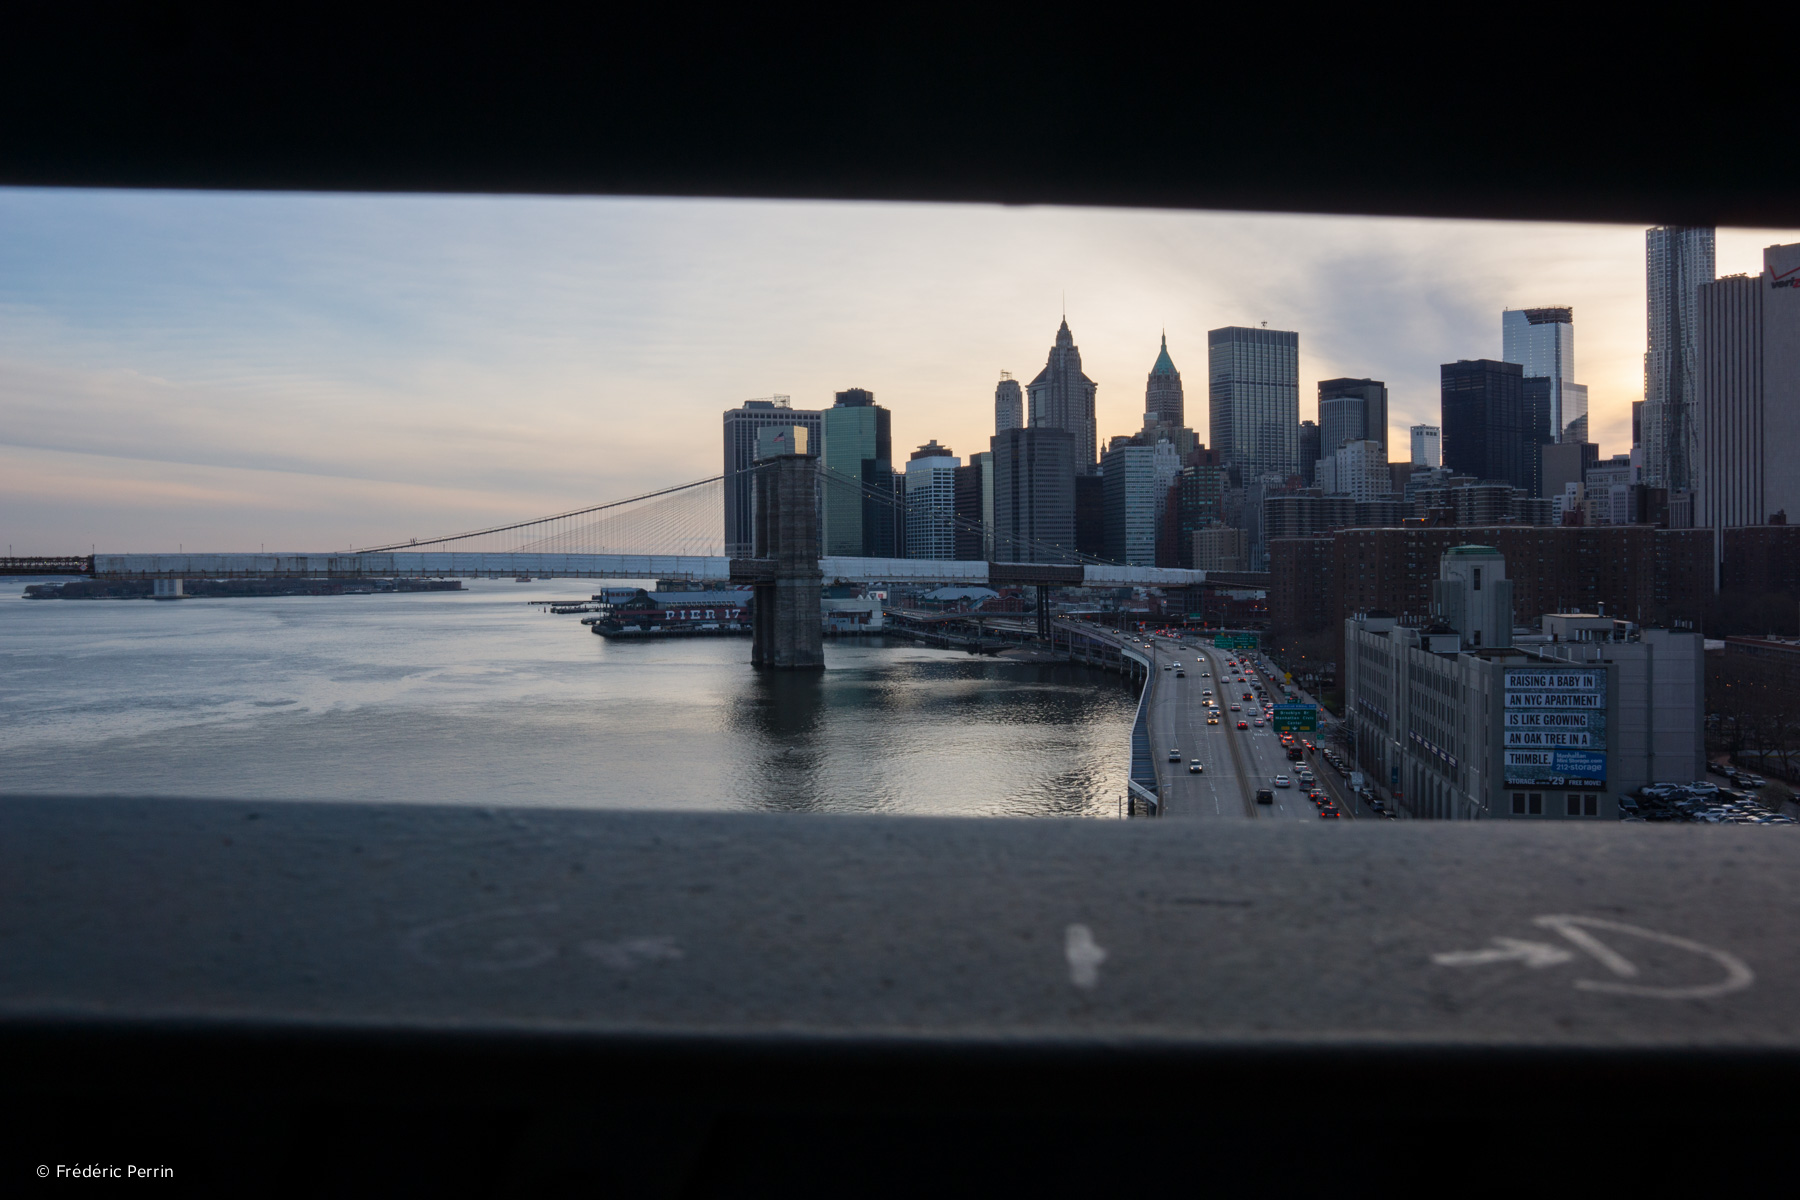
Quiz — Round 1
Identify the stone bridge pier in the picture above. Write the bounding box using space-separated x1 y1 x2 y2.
734 452 824 670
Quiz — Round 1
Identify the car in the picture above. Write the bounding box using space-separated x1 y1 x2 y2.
1243 692 1253 700
1273 775 1291 788
1297 769 1315 783
1188 762 1204 774
1230 704 1241 711
1207 716 1219 725
1175 670 1185 677
1252 719 1264 727
1168 749 1181 762
1202 689 1213 696
1319 808 1340 819
1237 721 1249 730
1255 789 1274 805
1743 775 1767 789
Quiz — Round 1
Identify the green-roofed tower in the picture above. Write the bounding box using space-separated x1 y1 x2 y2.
1145 331 1184 429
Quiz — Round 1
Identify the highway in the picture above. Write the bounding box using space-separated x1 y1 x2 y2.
1058 620 1354 820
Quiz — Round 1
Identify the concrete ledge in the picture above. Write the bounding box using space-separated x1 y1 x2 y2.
6 795 1800 1189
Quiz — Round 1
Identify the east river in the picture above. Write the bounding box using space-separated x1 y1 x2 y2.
1 580 1136 817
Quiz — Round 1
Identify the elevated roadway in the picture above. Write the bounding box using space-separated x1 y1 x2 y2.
92 553 1206 587
1058 621 1341 820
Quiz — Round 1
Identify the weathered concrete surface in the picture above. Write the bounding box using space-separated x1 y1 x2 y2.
2 794 1795 1049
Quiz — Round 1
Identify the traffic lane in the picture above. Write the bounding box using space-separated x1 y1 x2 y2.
1151 645 1195 816
1192 643 1256 817
1242 724 1315 820
1159 641 1237 818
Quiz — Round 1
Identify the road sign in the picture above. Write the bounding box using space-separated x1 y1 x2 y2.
1271 704 1318 732
1213 633 1258 650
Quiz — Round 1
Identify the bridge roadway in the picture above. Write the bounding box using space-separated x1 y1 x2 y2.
90 553 1205 588
1063 622 1337 820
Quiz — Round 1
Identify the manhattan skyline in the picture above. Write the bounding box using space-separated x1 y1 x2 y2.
1 187 1795 552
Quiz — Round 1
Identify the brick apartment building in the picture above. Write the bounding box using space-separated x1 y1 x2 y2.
1720 524 1800 600
1269 526 1711 672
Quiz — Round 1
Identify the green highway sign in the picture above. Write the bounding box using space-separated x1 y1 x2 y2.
1213 633 1258 650
1271 704 1319 732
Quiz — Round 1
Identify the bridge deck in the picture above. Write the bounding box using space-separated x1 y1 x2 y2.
92 553 1207 587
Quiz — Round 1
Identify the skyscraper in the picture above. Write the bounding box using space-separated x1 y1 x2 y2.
1317 395 1366 462
905 441 960 561
1440 359 1528 492
1318 378 1388 455
1101 439 1181 567
821 388 893 557
1298 421 1320 486
1695 242 1800 573
1027 318 1099 475
1410 424 1441 467
723 396 822 558
954 458 987 561
1145 333 1184 427
1209 326 1299 479
1520 378 1557 497
1643 226 1716 490
994 372 1023 434
991 427 1077 563
1502 307 1588 444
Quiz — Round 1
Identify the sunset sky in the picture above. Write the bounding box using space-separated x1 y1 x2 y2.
2 188 1795 554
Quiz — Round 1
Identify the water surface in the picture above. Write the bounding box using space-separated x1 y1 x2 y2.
1 580 1134 816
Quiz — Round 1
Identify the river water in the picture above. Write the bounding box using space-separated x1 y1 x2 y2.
0 581 1135 817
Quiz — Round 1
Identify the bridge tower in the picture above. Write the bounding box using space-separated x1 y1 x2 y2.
745 452 824 670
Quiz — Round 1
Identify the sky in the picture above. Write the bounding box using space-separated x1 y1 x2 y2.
2 188 1795 554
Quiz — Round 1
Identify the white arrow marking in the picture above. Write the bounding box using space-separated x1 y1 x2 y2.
1533 915 1755 1000
1432 937 1575 969
1065 923 1107 989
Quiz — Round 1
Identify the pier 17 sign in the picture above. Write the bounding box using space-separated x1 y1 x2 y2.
1502 667 1607 787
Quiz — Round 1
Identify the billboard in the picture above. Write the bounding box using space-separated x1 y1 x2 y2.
1502 667 1607 786
1214 633 1258 650
1271 704 1318 732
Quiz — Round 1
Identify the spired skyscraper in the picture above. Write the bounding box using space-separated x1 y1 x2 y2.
1502 307 1588 444
1027 318 1099 475
994 372 1023 434
1144 333 1184 427
1643 226 1716 491
1209 326 1299 480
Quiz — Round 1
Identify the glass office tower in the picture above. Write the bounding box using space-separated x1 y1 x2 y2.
1643 226 1715 489
1502 307 1587 445
1208 326 1299 479
822 388 893 556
